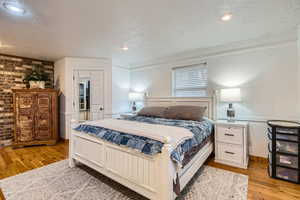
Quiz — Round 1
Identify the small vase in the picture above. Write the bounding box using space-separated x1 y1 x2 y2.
38 81 45 89
29 81 45 89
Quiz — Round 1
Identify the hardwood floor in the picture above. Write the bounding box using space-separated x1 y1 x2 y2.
207 159 300 200
0 141 300 200
0 141 68 180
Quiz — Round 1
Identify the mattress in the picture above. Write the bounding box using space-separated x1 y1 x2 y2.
74 116 214 167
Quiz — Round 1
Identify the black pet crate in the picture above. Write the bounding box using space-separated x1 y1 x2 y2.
267 120 300 184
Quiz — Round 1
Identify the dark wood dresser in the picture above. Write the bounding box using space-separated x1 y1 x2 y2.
12 89 59 147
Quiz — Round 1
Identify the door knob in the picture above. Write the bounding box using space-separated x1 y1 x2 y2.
99 107 104 111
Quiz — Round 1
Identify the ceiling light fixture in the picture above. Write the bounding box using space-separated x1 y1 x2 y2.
3 2 26 15
122 46 129 51
221 13 232 21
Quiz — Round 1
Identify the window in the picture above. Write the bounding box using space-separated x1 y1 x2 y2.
172 64 208 97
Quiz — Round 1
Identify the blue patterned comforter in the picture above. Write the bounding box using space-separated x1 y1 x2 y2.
74 116 213 165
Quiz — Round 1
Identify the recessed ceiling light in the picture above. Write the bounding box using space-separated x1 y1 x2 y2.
221 13 232 21
3 2 26 15
122 46 128 51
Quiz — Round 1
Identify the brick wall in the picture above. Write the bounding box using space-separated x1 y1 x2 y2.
0 54 54 146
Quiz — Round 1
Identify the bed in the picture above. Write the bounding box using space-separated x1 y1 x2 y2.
69 97 215 200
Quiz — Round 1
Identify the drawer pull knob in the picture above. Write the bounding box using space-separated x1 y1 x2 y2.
225 151 235 155
225 133 234 136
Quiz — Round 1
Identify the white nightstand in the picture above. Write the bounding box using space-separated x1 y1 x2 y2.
214 120 249 169
120 113 137 118
111 113 137 119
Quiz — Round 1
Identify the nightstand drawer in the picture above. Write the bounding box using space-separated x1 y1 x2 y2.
217 126 243 144
217 143 243 164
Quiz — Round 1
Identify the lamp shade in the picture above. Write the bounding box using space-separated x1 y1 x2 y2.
128 92 144 101
220 88 241 102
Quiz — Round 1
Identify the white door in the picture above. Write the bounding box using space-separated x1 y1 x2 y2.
73 70 104 121
90 70 104 120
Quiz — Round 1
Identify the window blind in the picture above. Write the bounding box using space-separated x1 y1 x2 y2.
172 64 208 97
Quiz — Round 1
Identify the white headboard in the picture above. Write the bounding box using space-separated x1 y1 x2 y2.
144 97 216 120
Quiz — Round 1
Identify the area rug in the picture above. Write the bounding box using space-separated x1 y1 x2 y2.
0 160 248 200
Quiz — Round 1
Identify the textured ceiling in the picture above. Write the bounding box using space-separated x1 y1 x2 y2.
0 0 299 68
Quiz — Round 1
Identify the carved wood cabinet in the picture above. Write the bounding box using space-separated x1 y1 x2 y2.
13 89 59 147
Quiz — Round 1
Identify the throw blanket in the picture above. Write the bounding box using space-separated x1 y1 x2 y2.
79 119 193 149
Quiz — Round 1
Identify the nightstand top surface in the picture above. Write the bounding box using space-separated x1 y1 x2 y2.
215 120 249 127
121 112 137 116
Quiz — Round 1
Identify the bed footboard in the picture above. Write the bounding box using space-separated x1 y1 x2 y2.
69 120 212 200
69 129 176 200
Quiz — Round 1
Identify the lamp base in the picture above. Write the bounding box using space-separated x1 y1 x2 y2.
227 103 236 122
132 101 137 113
227 118 236 122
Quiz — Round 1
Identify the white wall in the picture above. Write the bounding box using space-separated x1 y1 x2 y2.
130 42 299 157
112 66 130 114
54 58 67 138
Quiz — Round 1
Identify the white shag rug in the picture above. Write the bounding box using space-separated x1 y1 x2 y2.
0 160 248 200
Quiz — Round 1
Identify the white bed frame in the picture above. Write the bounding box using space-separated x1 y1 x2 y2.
69 97 215 200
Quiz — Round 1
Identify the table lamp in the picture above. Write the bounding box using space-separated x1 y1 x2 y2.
128 92 144 113
220 88 241 122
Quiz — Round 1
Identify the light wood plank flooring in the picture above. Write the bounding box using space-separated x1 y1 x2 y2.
0 141 68 180
0 141 300 200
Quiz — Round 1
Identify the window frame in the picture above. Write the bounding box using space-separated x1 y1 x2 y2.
172 63 208 97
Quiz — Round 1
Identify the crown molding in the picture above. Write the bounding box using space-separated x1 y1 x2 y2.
55 56 112 63
130 30 297 71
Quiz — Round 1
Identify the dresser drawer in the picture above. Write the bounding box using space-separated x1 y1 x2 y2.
216 126 243 144
217 143 243 164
